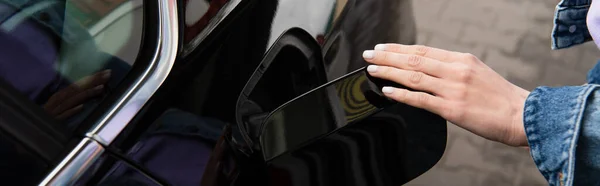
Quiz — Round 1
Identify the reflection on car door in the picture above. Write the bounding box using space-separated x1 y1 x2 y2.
10 0 431 185
258 67 447 186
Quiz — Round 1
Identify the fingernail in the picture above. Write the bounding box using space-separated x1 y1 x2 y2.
102 71 111 79
367 65 379 73
382 87 395 94
374 44 386 51
94 85 104 91
363 50 374 59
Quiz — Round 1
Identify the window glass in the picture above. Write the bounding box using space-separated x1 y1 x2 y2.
0 0 144 130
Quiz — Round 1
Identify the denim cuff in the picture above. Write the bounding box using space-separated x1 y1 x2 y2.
551 1 592 50
524 85 595 186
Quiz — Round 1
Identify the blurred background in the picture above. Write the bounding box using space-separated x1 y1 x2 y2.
405 0 600 185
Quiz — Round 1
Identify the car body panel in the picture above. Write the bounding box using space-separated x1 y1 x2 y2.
0 0 444 185
260 68 446 186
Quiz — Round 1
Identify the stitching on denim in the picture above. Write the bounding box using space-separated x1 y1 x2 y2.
565 85 596 186
524 88 546 176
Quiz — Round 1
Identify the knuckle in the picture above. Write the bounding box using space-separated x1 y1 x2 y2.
416 93 429 105
415 45 430 56
456 65 474 82
378 66 392 77
395 89 409 101
379 51 389 62
460 53 479 63
391 45 403 53
443 104 465 121
409 71 424 84
407 55 423 69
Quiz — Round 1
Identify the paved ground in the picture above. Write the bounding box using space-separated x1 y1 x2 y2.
405 0 600 185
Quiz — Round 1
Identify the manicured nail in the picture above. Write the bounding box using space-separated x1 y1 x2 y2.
94 85 104 91
374 44 386 51
363 50 374 59
102 71 111 79
367 65 379 73
382 87 395 94
74 104 84 110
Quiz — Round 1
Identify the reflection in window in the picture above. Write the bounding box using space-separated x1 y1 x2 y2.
267 0 336 47
0 0 144 130
183 0 228 43
332 0 348 24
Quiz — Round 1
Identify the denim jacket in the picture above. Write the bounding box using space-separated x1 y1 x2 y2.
527 0 600 185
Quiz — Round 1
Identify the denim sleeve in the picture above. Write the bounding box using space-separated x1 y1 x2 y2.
524 84 600 186
551 0 592 50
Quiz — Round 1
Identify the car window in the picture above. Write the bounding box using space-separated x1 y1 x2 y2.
0 0 144 131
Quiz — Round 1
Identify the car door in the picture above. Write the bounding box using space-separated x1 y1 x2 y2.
0 78 67 186
76 0 437 185
67 0 439 185
0 0 443 185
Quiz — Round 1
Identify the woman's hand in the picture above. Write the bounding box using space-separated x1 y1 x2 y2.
44 70 111 120
363 44 530 146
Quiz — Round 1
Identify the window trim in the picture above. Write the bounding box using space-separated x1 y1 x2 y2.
39 0 179 184
39 138 104 185
85 0 179 146
180 0 241 57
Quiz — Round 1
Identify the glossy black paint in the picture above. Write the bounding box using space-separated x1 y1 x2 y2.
101 0 444 185
260 68 446 186
0 0 444 184
260 68 397 160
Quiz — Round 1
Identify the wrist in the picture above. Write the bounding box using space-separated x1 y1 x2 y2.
508 87 530 147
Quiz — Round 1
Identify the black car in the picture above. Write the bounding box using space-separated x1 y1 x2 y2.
0 0 446 185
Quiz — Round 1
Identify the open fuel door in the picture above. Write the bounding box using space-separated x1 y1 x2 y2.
259 68 447 186
236 27 447 186
236 28 329 148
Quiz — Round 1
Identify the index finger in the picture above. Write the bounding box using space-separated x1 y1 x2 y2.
374 44 459 62
73 69 111 90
